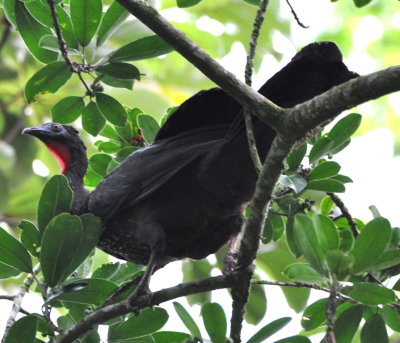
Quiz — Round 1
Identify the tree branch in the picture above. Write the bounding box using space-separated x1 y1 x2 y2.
328 192 358 237
116 0 284 131
1 265 41 342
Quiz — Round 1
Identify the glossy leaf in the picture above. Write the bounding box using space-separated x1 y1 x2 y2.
109 35 173 62
0 227 32 273
70 0 102 47
92 262 143 285
301 298 327 331
3 0 17 27
360 314 388 343
352 217 392 273
96 63 140 80
37 175 72 234
182 260 212 305
57 278 117 305
52 97 85 124
96 1 129 47
89 153 112 177
309 136 334 163
0 262 21 279
354 0 373 7
307 179 345 193
15 1 58 63
382 305 400 332
201 303 227 343
245 281 267 325
283 263 325 283
334 305 363 343
274 336 311 343
101 75 134 90
313 215 339 252
25 61 72 103
286 216 302 258
345 283 395 305
108 308 168 340
82 102 106 136
369 249 400 271
152 331 191 343
339 229 355 252
4 315 38 343
18 220 41 257
279 174 307 194
293 214 326 274
309 161 341 181
177 0 202 8
138 114 160 144
328 113 362 147
326 250 354 278
247 317 291 343
96 93 127 127
173 302 202 340
263 212 285 243
286 144 307 171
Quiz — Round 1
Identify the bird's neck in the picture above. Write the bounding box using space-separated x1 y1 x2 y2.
64 153 89 215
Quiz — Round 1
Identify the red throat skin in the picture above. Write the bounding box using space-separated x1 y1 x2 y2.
44 142 72 174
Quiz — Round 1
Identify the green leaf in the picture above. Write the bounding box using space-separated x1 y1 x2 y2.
293 214 326 274
100 75 134 90
96 63 140 80
82 102 106 136
353 0 373 8
247 317 291 343
109 35 173 62
0 227 32 273
15 1 58 63
309 136 334 163
320 196 334 215
274 336 311 343
52 97 85 124
18 220 41 257
352 217 392 273
328 113 362 147
138 114 160 144
309 161 341 181
24 0 53 26
301 298 327 331
177 0 202 8
313 215 339 252
4 315 38 343
39 35 79 54
57 278 117 305
339 229 355 252
369 249 400 271
283 263 325 283
0 262 21 279
92 262 143 285
360 314 388 343
96 1 129 47
98 141 121 154
334 305 363 343
245 281 267 325
242 0 260 5
3 0 17 27
152 332 191 343
382 305 400 332
344 283 395 305
40 213 82 286
70 0 102 47
182 260 212 305
173 302 202 340
96 93 127 127
286 216 302 258
37 175 73 235
201 303 226 343
307 179 345 193
326 250 354 278
263 212 285 243
286 144 307 171
25 61 72 103
331 174 353 184
108 308 168 340
278 174 307 194
89 153 112 177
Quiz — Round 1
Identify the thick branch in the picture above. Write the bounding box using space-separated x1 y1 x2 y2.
116 0 283 130
287 66 400 137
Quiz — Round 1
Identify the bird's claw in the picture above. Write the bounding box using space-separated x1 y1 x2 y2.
223 251 238 275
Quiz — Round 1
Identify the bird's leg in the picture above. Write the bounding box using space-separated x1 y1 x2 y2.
223 233 240 275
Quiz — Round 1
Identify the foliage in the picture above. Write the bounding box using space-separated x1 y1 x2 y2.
0 0 399 342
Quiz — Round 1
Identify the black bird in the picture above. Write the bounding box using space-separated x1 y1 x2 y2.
23 42 357 292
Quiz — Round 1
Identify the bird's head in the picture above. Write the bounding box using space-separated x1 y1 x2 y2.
23 123 87 176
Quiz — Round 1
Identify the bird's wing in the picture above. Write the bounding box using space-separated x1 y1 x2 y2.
88 126 228 222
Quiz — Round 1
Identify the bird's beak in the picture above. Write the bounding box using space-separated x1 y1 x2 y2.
22 126 46 137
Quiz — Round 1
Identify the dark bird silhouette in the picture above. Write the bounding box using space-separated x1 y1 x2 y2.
23 42 357 293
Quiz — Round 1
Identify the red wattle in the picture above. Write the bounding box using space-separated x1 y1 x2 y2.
44 142 72 174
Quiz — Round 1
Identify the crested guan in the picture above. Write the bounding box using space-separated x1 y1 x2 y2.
23 42 357 291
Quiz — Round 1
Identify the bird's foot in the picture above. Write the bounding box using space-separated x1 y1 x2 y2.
127 284 154 316
223 251 238 275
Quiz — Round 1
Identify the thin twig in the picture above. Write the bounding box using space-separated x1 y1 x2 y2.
285 0 309 28
323 281 339 343
1 265 41 342
327 192 358 237
230 2 270 341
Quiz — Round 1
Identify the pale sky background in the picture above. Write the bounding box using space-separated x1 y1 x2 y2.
1 0 400 342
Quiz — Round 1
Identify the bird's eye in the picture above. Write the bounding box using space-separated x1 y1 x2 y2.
52 124 62 132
